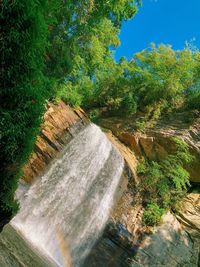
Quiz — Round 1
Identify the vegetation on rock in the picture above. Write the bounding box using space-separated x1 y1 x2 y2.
138 138 193 226
0 0 140 221
1 0 199 226
83 44 200 124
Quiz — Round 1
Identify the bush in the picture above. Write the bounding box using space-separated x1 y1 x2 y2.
56 83 82 108
89 109 101 123
135 120 146 132
143 203 164 226
187 90 200 110
138 138 192 225
84 45 200 120
121 93 137 116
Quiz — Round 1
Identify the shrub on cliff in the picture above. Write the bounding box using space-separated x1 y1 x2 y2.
138 138 193 226
143 202 164 226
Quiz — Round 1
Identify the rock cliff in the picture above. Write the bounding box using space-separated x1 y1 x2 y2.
99 111 200 183
90 111 200 267
22 101 88 183
20 104 200 267
84 179 200 267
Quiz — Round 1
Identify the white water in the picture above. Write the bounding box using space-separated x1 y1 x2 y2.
11 124 124 267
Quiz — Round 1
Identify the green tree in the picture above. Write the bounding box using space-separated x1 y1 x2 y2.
53 1 141 108
0 0 140 225
0 0 57 224
85 44 200 118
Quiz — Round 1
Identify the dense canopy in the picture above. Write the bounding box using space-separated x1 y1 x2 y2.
0 0 199 222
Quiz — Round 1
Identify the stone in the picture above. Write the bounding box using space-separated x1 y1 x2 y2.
19 108 200 266
175 191 200 266
131 212 196 267
99 115 200 182
22 101 88 183
176 192 200 233
106 131 139 184
139 136 155 160
119 132 142 157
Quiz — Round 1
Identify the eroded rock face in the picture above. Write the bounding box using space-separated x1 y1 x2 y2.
83 220 136 267
105 131 139 185
130 192 200 267
19 107 199 266
22 101 88 183
84 184 200 267
99 115 200 183
177 191 200 232
176 191 200 266
85 113 199 267
131 212 196 267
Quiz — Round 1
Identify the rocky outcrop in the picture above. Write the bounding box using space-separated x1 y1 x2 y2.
176 191 200 266
128 191 200 267
105 131 139 185
176 191 200 233
22 101 88 183
130 212 197 267
19 106 200 266
99 113 200 183
84 181 200 267
83 220 137 267
119 129 200 183
84 215 195 267
84 112 200 267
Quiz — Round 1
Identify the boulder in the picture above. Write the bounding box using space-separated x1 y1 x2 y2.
131 192 200 267
131 212 196 267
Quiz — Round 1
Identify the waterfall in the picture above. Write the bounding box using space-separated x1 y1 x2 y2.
11 123 124 267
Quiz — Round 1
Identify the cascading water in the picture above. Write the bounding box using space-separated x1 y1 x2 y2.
10 123 124 267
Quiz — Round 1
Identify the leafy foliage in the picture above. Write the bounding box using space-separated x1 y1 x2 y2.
75 44 200 120
0 0 57 218
0 0 140 220
52 0 141 109
143 203 164 226
187 89 200 109
1 0 199 225
138 138 193 226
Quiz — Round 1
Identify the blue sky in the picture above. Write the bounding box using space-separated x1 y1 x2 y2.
115 0 200 60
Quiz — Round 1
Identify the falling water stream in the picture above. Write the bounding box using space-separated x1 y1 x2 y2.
0 124 124 267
